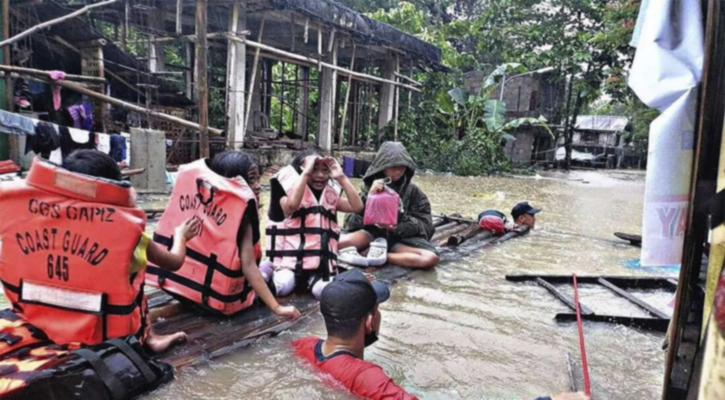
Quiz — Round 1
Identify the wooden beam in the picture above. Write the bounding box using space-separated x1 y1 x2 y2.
318 37 337 151
297 66 309 140
598 278 670 319
243 15 265 134
195 0 209 158
338 44 355 151
393 54 400 140
0 65 106 83
555 313 669 332
0 0 118 48
176 0 183 35
221 35 422 93
121 0 128 51
535 278 595 315
378 53 396 136
507 274 678 289
395 71 422 86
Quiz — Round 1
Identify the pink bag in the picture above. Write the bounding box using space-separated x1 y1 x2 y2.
364 188 399 227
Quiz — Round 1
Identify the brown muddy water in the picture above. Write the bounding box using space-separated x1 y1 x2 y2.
3 170 671 399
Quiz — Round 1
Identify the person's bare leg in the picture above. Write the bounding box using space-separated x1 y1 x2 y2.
144 328 187 354
387 244 440 269
339 230 374 252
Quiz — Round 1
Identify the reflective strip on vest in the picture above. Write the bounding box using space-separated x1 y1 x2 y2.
265 166 341 278
145 159 258 315
0 158 146 346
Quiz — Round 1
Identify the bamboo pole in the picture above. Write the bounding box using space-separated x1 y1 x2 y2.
120 0 128 51
223 34 422 93
0 65 106 83
0 0 118 48
196 0 209 158
28 76 223 134
395 71 421 86
337 44 355 151
176 0 183 35
393 55 400 140
243 15 265 134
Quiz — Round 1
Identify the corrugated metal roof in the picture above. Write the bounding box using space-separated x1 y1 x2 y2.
575 115 630 132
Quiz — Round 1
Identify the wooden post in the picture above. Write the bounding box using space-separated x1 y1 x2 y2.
176 0 183 35
80 40 106 131
377 53 396 138
195 0 209 158
337 44 355 151
244 15 265 132
318 37 337 151
226 0 246 148
149 6 165 73
120 0 128 51
393 54 400 141
185 41 193 100
297 66 309 140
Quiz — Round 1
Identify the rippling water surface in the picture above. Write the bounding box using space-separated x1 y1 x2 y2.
3 169 671 399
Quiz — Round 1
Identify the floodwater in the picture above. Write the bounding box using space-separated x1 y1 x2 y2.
2 169 672 399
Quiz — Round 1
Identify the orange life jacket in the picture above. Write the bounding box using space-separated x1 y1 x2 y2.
0 158 147 346
265 166 340 282
145 159 259 315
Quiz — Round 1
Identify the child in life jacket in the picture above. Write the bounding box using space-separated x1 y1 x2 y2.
207 151 300 318
62 150 195 353
339 142 440 269
264 149 364 299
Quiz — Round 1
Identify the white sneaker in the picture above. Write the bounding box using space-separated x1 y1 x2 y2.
366 238 388 266
338 247 369 267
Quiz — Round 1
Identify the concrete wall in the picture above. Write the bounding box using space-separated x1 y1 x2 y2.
130 128 166 192
503 130 535 164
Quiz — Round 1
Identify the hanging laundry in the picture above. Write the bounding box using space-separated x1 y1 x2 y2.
97 133 111 154
66 102 93 130
30 122 60 159
109 134 127 163
58 126 95 158
49 148 63 164
48 71 66 111
0 109 34 136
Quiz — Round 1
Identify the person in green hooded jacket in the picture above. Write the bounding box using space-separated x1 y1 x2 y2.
339 142 440 269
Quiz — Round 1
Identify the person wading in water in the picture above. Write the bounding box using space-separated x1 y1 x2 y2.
293 270 589 400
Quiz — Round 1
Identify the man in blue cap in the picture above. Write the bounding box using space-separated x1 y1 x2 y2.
293 270 587 400
511 201 542 229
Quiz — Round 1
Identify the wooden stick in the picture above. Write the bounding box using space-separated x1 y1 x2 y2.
223 35 422 93
535 277 594 315
243 15 265 134
337 44 355 151
447 225 483 246
555 313 669 332
0 0 118 48
121 167 145 176
598 278 670 319
393 54 400 140
395 71 422 86
433 213 477 224
0 65 106 83
176 0 183 35
35 77 222 134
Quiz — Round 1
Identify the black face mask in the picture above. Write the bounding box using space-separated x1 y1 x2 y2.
364 332 379 347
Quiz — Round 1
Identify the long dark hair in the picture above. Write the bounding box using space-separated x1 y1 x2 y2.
291 149 324 174
209 150 259 183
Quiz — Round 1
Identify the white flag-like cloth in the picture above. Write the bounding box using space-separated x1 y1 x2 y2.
628 0 704 266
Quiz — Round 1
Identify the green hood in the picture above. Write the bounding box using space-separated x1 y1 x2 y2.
362 141 417 187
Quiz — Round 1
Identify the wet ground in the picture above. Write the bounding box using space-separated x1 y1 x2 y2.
1 169 671 399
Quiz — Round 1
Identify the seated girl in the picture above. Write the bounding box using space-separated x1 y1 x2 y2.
339 142 440 269
264 150 363 299
145 150 300 320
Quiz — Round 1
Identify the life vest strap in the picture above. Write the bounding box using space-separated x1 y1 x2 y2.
264 249 338 260
106 339 157 385
264 227 340 240
153 234 244 278
1 279 141 316
74 348 128 400
290 205 337 222
146 266 253 304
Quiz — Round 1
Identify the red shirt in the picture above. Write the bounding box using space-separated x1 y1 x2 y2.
293 337 419 400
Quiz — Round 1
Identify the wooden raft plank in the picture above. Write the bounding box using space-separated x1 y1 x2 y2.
506 274 677 289
535 278 594 315
555 313 670 333
598 278 670 319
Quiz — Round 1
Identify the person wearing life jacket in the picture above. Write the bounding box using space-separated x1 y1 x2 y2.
477 202 542 234
265 149 364 299
0 150 197 354
146 150 300 319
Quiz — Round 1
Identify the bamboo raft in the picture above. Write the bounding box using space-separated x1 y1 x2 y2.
149 213 530 368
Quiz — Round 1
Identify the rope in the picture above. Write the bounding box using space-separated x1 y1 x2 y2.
573 273 592 397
